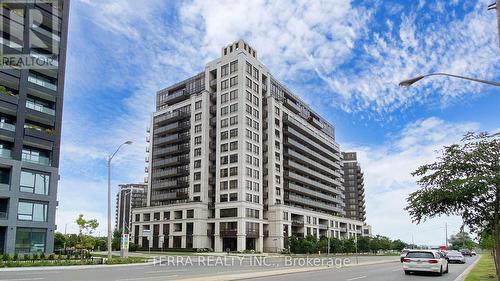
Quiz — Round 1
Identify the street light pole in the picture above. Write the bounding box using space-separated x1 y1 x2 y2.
107 141 132 261
399 72 500 88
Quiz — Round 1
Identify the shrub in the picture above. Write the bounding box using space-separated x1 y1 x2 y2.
13 253 18 261
40 252 46 260
48 254 55 260
23 254 30 261
3 254 11 262
32 253 39 261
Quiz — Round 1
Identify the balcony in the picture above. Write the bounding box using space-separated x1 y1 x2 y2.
154 121 190 135
24 125 55 142
287 182 342 205
0 122 15 132
154 110 190 125
288 193 344 214
152 155 189 168
152 179 189 190
318 224 328 230
164 89 189 105
153 190 188 201
0 148 12 159
26 100 55 116
154 132 189 146
220 229 237 237
153 144 189 157
284 99 301 113
30 51 59 67
28 75 57 91
21 153 51 166
291 220 304 226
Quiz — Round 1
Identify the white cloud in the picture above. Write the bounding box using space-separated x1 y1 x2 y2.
344 117 480 244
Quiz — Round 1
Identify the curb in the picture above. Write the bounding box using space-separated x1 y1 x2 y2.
175 259 398 281
0 261 153 272
453 255 482 281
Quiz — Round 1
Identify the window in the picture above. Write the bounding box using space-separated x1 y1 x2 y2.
230 76 238 87
15 228 46 253
253 95 259 106
283 212 289 220
194 148 201 157
135 214 140 221
174 211 183 219
246 117 252 126
194 184 201 192
220 168 228 178
221 106 228 115
246 141 252 152
275 164 281 173
221 93 228 103
194 136 202 145
246 208 259 219
230 116 238 125
18 201 48 222
230 128 238 138
275 129 280 138
221 143 228 152
220 194 228 202
154 212 160 220
253 157 259 167
229 167 238 176
194 172 201 180
253 145 260 154
253 133 259 142
246 77 252 88
229 154 238 163
246 193 252 202
246 61 252 75
275 107 280 116
230 103 238 113
246 180 252 190
221 79 228 90
221 64 229 77
275 175 281 184
230 141 238 151
20 170 49 195
220 181 228 190
246 91 252 102
253 121 259 130
254 170 260 179
187 209 194 218
246 155 252 164
229 193 238 201
174 223 182 232
221 118 228 128
253 195 259 203
253 182 260 192
246 104 252 114
164 212 170 220
229 180 238 189
195 101 202 110
194 160 201 168
195 124 202 133
220 208 237 218
253 82 259 93
221 131 228 140
253 67 259 80
195 113 202 121
230 60 238 73
230 90 238 100
220 156 228 165
253 109 259 118
246 167 252 177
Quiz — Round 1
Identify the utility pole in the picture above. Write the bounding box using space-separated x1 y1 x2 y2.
445 223 448 248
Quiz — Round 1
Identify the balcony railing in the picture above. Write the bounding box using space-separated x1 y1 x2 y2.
28 75 57 91
26 100 56 115
22 154 51 165
0 148 12 158
0 122 15 131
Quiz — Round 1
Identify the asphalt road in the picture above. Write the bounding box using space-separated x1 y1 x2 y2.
249 256 478 281
0 255 475 281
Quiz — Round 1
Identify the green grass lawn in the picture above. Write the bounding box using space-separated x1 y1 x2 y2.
465 254 497 281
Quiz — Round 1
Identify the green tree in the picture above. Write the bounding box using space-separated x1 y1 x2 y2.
449 231 476 251
480 230 494 252
112 229 121 251
329 237 343 253
53 232 66 251
357 236 371 253
391 239 407 251
75 214 99 255
343 238 356 253
405 132 500 276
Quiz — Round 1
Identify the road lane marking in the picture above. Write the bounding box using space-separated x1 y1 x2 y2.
145 269 187 274
347 276 367 281
0 278 45 281
116 275 178 281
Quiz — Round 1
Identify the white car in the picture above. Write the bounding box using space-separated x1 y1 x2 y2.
402 250 449 275
400 249 410 262
446 251 466 263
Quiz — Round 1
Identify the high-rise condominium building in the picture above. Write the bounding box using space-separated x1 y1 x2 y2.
342 152 366 222
115 183 147 232
132 40 370 252
0 1 69 254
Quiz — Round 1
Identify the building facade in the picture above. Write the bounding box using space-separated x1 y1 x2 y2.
115 183 147 232
342 152 366 222
132 40 370 252
0 1 70 254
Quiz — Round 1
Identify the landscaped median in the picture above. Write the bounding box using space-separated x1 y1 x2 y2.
465 254 497 281
0 253 147 268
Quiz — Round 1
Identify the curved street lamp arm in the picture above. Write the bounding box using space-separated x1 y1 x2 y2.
399 72 500 87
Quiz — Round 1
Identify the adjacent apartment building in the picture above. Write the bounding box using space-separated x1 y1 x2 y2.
115 183 147 232
0 1 69 254
131 40 371 252
342 152 366 223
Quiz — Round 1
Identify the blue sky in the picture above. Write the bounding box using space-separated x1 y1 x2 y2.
57 0 500 245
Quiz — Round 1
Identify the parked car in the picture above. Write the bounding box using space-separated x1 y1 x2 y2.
446 251 466 263
471 251 477 256
402 250 449 276
400 249 410 262
460 249 472 257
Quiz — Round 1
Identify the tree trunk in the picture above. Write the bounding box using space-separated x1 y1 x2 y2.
494 191 500 280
